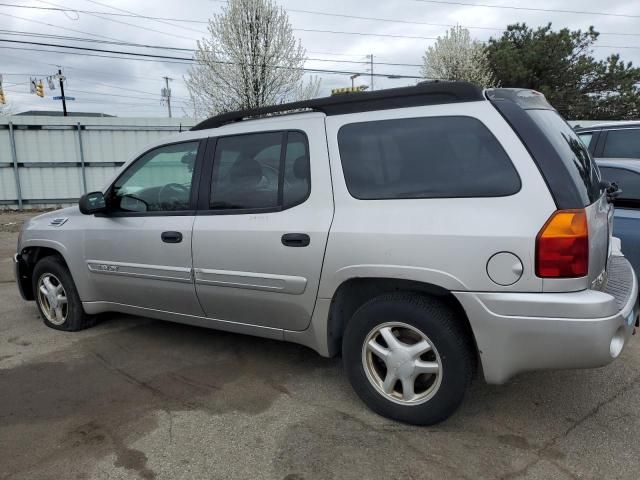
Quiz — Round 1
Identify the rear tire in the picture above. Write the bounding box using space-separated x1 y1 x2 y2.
32 256 95 331
342 292 475 425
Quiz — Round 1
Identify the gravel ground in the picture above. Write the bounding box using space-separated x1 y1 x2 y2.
1 213 639 480
0 211 38 283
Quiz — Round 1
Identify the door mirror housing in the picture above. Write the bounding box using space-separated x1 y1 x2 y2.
79 191 107 215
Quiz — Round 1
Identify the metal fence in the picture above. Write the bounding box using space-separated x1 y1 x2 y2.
0 116 194 209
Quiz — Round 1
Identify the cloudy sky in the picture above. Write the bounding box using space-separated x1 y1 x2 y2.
1 0 639 118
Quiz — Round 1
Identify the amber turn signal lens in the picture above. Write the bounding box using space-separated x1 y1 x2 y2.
536 209 589 278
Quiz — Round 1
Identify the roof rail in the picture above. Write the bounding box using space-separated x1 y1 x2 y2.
190 81 484 131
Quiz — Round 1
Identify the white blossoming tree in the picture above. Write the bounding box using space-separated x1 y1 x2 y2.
186 0 320 118
422 26 497 88
0 102 13 116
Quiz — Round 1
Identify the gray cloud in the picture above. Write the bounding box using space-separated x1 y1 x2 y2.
1 0 638 117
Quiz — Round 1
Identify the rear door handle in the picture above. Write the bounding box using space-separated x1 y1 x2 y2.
161 231 183 243
281 233 310 247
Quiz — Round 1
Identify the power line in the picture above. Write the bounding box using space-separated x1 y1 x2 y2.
4 1 639 37
412 0 640 19
0 30 196 52
0 11 125 42
35 0 202 42
0 40 425 78
295 28 440 40
0 29 425 67
80 0 206 35
294 28 640 49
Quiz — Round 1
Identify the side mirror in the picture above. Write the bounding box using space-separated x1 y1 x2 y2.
79 191 107 215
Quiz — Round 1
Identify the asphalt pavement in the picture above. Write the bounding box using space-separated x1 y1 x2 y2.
1 211 639 480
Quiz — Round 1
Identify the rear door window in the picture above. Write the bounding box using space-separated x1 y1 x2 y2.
602 129 640 159
337 116 520 200
209 131 310 211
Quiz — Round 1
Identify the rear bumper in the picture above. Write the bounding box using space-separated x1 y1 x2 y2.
455 255 638 384
14 253 33 301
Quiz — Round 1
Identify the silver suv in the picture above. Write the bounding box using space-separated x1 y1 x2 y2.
14 82 639 425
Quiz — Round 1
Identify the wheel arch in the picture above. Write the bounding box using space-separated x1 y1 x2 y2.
17 243 72 300
325 277 477 358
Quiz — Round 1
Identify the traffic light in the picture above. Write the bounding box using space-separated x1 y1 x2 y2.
0 90 5 105
36 80 45 98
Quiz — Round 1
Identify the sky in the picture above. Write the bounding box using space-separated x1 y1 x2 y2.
1 0 639 118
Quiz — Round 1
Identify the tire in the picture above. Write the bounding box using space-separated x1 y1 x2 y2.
32 256 95 331
342 292 475 426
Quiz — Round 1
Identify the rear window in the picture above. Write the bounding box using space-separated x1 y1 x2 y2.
337 116 520 200
603 129 640 159
527 110 601 205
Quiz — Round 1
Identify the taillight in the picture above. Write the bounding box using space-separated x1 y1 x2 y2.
536 209 589 278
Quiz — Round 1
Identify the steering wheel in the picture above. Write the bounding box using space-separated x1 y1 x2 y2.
158 183 189 209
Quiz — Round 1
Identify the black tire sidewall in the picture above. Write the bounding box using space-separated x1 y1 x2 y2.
32 256 86 331
343 294 473 425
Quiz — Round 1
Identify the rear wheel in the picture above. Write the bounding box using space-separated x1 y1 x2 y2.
342 293 475 425
32 256 95 331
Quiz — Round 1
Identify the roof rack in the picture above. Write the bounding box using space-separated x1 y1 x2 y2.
190 81 484 131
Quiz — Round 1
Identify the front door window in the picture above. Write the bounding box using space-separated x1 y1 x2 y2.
112 142 199 212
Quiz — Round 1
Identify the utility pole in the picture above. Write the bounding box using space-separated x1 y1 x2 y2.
162 76 172 118
350 73 359 89
369 54 374 91
58 69 67 117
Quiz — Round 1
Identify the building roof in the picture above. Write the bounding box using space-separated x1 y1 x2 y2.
15 110 115 117
575 120 640 131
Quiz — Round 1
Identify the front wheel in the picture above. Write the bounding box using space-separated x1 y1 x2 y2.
32 256 95 331
342 293 475 425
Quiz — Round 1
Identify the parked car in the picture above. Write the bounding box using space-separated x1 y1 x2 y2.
596 159 640 276
575 121 640 160
14 83 638 425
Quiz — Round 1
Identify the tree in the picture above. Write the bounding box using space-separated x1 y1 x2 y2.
487 23 640 119
186 0 320 118
421 26 497 87
0 102 13 117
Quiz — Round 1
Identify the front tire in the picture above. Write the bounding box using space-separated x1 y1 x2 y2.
32 256 95 331
342 293 475 425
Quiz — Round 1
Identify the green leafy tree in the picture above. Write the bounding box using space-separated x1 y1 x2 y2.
487 23 640 119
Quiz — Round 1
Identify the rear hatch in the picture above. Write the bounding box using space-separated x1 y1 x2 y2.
487 89 610 291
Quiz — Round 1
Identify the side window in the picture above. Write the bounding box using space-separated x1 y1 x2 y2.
337 116 520 200
579 133 593 148
603 129 640 159
599 167 640 204
112 141 199 212
210 131 310 211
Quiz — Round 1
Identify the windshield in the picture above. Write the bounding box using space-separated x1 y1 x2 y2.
527 109 602 205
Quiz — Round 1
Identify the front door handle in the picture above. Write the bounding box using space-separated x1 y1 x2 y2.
281 233 310 247
161 231 183 243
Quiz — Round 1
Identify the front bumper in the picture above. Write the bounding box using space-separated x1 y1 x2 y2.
455 255 638 384
14 253 33 301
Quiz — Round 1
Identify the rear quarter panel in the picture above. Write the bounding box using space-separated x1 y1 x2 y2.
319 101 557 298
